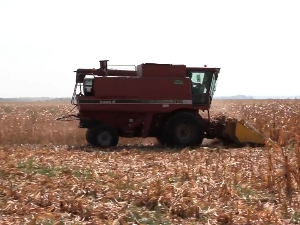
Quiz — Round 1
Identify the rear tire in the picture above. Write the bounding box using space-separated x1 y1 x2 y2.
86 124 119 147
163 111 204 148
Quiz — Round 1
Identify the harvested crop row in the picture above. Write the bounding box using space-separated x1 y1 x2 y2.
0 144 299 224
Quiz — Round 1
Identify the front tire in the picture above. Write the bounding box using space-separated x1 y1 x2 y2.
86 124 119 147
163 112 204 148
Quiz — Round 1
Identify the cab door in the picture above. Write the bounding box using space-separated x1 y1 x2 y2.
188 71 211 105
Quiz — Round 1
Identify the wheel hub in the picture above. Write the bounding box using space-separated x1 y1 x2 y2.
97 131 112 146
176 125 194 143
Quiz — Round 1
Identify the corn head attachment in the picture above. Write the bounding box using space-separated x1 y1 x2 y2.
209 115 266 146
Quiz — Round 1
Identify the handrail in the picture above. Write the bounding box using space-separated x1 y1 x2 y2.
71 83 78 105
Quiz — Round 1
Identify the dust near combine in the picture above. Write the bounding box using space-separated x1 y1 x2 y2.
1 99 300 224
117 137 222 147
201 138 222 146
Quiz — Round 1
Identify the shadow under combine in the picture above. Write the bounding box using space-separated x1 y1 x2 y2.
67 138 264 153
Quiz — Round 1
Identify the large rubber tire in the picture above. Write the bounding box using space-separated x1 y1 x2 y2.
163 112 204 148
86 124 119 147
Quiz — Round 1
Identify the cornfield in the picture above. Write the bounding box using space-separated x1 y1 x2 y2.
1 99 300 224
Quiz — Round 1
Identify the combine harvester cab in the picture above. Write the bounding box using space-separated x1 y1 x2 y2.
57 60 266 148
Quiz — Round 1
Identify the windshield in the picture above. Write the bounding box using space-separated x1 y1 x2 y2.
210 73 218 97
188 72 209 94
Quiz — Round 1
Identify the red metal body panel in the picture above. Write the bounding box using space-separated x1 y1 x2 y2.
79 111 146 128
104 70 137 77
137 63 186 78
78 100 194 113
77 75 210 114
93 76 191 99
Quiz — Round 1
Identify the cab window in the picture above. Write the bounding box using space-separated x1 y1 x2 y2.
187 71 212 104
188 72 208 95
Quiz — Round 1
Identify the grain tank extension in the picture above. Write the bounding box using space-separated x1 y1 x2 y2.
58 60 265 147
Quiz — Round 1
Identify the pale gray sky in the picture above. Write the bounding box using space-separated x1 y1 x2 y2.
1 0 299 98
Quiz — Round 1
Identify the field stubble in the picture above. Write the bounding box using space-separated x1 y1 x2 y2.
1 99 300 224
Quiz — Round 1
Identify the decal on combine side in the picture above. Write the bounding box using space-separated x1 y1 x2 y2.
172 100 183 103
173 80 183 85
99 100 115 104
79 99 193 104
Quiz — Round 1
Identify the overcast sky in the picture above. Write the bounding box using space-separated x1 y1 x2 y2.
1 0 299 98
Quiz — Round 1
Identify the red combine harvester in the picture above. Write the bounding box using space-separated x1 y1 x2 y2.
59 60 265 148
